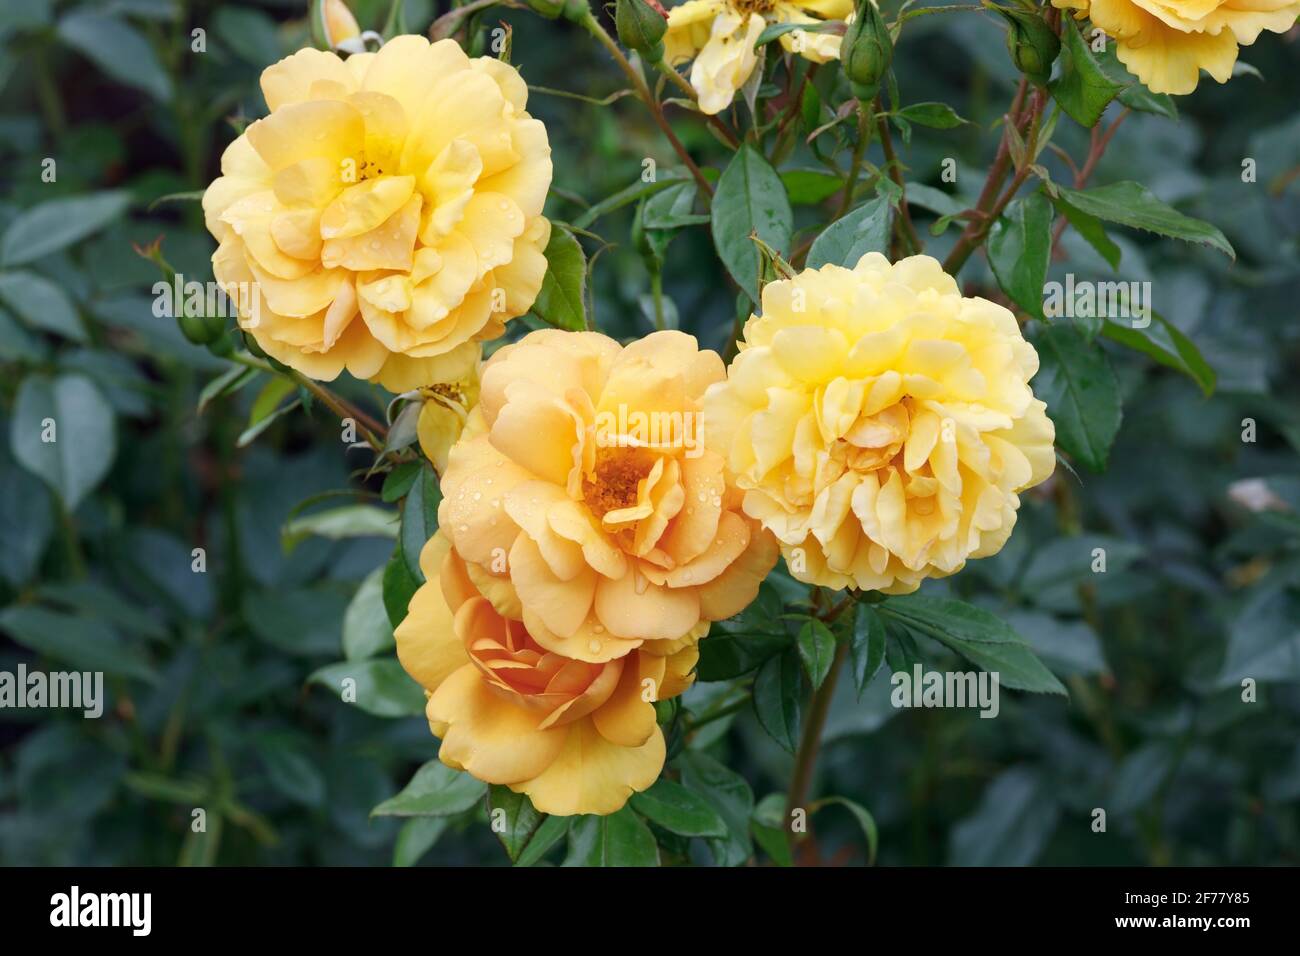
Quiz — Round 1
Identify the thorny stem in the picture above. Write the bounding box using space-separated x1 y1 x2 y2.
581 12 715 197
941 78 1045 275
833 102 874 222
657 61 742 149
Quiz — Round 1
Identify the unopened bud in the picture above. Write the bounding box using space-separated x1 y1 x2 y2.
997 8 1060 86
310 0 361 51
617 0 667 63
841 0 893 103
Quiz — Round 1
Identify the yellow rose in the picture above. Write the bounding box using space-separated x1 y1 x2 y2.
1053 0 1299 95
665 0 853 114
438 328 779 663
703 253 1056 594
203 36 553 392
416 349 481 473
395 533 699 815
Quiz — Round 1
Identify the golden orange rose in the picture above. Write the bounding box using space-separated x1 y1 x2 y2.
395 533 698 815
203 36 552 391
438 328 779 664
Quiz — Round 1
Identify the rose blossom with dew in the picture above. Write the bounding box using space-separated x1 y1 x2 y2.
395 534 699 815
203 36 552 391
436 329 779 665
703 253 1057 593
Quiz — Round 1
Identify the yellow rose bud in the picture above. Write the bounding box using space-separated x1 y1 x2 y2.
702 253 1056 594
314 0 361 49
1053 0 1299 95
203 37 553 391
396 532 701 815
417 353 480 474
437 328 779 663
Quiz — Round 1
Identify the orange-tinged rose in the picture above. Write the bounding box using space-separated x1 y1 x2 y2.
438 328 779 664
396 533 699 815
203 36 552 391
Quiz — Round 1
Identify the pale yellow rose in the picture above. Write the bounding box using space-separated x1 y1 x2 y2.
438 328 779 663
1054 0 1299 95
703 253 1056 594
203 37 553 391
665 0 853 114
396 533 699 815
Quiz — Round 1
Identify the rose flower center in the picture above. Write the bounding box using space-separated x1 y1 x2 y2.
582 446 657 520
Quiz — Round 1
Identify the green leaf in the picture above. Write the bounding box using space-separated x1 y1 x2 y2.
753 648 804 752
894 102 969 129
382 547 421 629
1 191 131 267
570 172 689 230
255 735 325 808
712 144 792 302
381 460 422 503
697 581 789 680
850 603 887 697
1118 84 1177 119
400 463 441 581
878 594 1067 695
237 378 300 446
372 761 485 817
751 793 792 866
1033 324 1122 472
1101 313 1215 396
0 271 85 342
515 815 568 866
198 365 259 415
343 567 396 660
1050 192 1121 270
57 10 171 101
806 197 891 269
675 751 755 866
813 796 878 864
11 373 116 511
282 504 398 553
796 619 836 690
0 465 53 587
309 658 426 716
0 605 156 682
1055 182 1234 259
37 580 167 642
531 225 587 330
642 180 709 229
393 817 448 866
781 168 843 205
1049 21 1124 128
563 807 660 866
949 767 1059 865
488 786 548 862
629 778 728 838
752 19 840 50
987 193 1053 319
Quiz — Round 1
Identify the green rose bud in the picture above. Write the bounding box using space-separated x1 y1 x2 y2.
524 0 567 19
997 8 1061 86
841 0 894 103
616 0 667 63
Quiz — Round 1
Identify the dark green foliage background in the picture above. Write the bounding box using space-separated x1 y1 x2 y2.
1 0 1298 865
